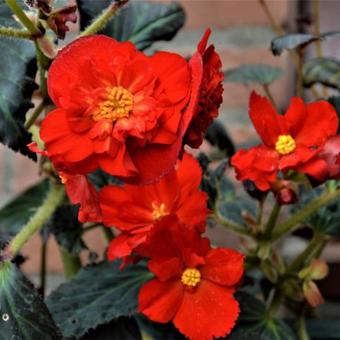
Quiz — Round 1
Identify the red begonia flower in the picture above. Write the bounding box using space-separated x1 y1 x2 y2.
231 92 338 190
184 28 224 148
99 153 208 262
138 217 244 340
40 35 201 184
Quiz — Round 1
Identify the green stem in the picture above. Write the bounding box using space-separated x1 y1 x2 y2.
25 100 44 129
296 47 304 97
80 0 128 37
264 201 281 238
258 0 285 36
272 188 340 241
266 288 282 317
213 211 250 236
35 42 49 97
60 247 81 279
0 26 31 39
297 314 310 340
9 183 64 256
39 239 47 298
5 0 41 36
287 234 327 274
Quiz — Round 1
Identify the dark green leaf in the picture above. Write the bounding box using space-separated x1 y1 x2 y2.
306 319 340 339
271 32 340 56
137 315 184 340
228 292 297 340
43 205 87 255
0 0 37 160
77 0 185 50
80 317 142 340
303 58 340 90
47 261 153 338
205 120 235 157
328 96 340 133
0 261 61 340
0 180 49 240
225 64 282 85
88 169 122 190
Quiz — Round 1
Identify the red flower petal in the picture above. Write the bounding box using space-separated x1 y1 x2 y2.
139 279 184 323
173 280 239 340
294 101 338 147
201 248 244 286
249 92 286 146
148 257 184 281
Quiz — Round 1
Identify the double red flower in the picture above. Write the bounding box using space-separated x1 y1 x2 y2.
138 217 244 340
99 153 208 263
231 92 339 190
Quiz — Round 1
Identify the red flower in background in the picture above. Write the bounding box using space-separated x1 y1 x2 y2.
40 35 200 184
185 28 224 148
99 153 208 263
231 92 338 190
138 217 244 340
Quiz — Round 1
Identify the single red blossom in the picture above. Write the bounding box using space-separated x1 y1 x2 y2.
231 92 338 190
185 28 224 148
99 153 208 262
40 34 202 184
138 217 244 340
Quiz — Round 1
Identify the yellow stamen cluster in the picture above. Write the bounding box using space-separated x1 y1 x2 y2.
151 202 169 221
275 134 296 155
92 86 133 121
181 268 201 287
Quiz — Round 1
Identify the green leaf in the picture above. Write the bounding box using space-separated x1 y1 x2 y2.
306 319 340 339
225 64 282 85
47 261 153 338
271 32 340 56
0 261 61 340
0 0 37 160
0 180 49 241
205 120 235 158
228 292 297 340
43 205 87 255
80 317 142 340
303 58 340 90
77 0 185 50
137 315 185 340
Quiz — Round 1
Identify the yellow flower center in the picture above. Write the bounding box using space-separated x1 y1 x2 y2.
181 268 201 287
151 202 169 221
275 134 296 155
92 86 133 121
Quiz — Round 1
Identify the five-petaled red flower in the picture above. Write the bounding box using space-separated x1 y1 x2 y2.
185 28 224 148
138 217 244 340
40 34 201 184
231 92 338 190
99 153 208 263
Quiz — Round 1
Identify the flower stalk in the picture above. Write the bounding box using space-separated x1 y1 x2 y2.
272 188 340 241
9 183 65 257
60 247 81 279
80 0 128 37
5 0 41 37
0 25 31 39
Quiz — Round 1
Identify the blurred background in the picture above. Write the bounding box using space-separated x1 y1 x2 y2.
0 0 339 301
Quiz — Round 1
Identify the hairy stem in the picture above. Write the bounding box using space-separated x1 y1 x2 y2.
213 211 250 236
297 314 310 340
102 226 115 244
9 183 64 256
264 202 281 238
0 26 31 39
287 234 327 273
5 0 41 36
60 247 81 279
25 100 44 129
80 0 128 37
272 188 340 241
